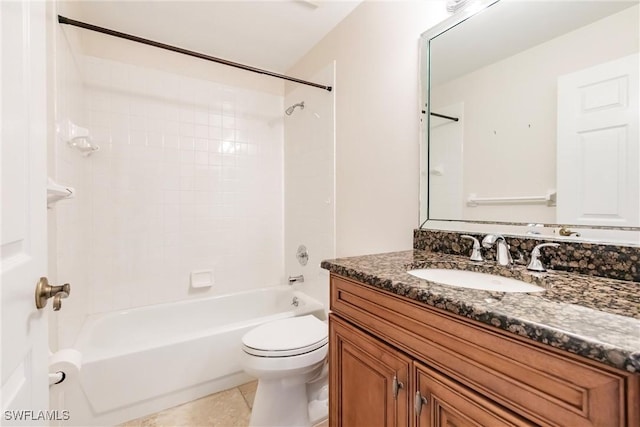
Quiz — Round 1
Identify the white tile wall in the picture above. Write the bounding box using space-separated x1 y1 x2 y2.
55 56 285 347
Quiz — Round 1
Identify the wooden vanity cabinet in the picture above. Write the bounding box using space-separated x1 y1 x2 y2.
414 362 534 427
329 274 640 427
331 315 532 427
330 315 411 427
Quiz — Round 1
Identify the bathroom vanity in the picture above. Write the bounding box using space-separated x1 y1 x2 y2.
349 0 640 423
322 250 640 427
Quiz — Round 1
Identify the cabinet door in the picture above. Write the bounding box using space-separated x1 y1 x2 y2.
330 314 411 427
413 362 534 427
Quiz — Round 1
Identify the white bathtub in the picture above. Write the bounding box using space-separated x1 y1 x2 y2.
66 287 325 426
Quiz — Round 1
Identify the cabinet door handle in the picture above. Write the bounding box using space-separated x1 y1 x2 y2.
415 391 428 416
392 374 404 399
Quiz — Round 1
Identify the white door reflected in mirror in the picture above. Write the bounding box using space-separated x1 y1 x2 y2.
557 54 639 228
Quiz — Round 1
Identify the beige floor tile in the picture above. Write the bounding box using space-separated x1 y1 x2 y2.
119 414 159 427
238 380 258 409
237 380 257 396
121 382 325 427
121 387 251 427
242 391 256 410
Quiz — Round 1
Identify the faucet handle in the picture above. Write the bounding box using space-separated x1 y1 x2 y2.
460 235 483 262
527 243 560 272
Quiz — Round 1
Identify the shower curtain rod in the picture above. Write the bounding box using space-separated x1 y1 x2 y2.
58 15 333 92
430 112 459 122
420 110 459 122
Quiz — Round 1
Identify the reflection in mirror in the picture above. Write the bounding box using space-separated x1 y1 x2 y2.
420 0 639 243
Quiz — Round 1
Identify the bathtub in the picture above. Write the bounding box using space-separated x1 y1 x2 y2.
66 287 325 425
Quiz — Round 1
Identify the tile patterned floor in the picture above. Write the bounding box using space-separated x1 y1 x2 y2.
121 381 329 427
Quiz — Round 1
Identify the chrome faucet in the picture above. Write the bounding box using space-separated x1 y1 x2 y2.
527 243 560 272
460 235 483 262
481 234 513 266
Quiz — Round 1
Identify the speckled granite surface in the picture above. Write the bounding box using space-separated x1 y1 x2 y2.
414 229 640 282
321 250 640 372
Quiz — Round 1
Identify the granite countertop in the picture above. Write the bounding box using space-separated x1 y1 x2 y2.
321 250 640 373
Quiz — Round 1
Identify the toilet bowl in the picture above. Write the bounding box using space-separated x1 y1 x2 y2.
242 315 329 427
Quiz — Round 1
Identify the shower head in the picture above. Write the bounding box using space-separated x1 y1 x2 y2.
285 101 305 116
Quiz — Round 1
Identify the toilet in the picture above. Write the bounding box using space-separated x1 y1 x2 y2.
242 315 329 427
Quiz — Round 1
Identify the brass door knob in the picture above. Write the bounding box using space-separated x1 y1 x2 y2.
35 277 70 311
559 227 580 237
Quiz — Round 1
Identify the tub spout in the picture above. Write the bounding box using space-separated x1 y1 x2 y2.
288 275 304 285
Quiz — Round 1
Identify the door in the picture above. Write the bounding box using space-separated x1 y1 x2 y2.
329 315 411 427
557 53 639 227
1 0 50 424
413 362 533 427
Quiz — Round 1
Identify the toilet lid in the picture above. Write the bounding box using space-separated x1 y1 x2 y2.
242 315 328 357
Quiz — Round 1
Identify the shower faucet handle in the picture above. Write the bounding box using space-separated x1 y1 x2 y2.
296 245 309 266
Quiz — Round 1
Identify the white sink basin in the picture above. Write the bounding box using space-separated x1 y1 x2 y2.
407 268 545 293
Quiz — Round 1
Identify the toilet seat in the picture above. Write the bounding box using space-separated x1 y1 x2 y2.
242 315 328 357
241 314 330 427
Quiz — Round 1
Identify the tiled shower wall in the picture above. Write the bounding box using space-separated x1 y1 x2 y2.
55 55 285 348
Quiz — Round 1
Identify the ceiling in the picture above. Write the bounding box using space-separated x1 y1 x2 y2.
71 0 362 73
430 0 639 86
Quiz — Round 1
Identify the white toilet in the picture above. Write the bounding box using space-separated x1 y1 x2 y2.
242 314 329 427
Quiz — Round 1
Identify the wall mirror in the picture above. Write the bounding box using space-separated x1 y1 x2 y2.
419 0 639 244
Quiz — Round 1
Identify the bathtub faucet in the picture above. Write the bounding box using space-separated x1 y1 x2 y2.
288 275 304 285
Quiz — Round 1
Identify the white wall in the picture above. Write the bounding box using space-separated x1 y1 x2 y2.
431 5 639 223
284 63 335 312
286 0 449 257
